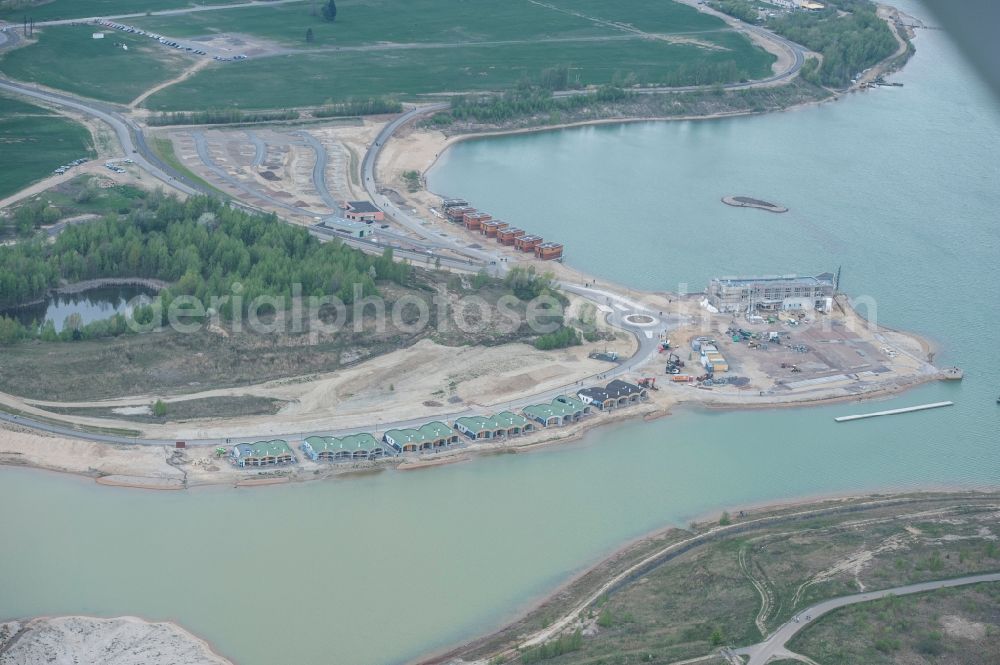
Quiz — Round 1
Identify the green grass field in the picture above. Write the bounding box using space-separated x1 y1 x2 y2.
130 0 611 47
145 36 773 110
0 0 246 22
0 25 192 104
2 0 775 110
128 0 737 47
0 93 93 200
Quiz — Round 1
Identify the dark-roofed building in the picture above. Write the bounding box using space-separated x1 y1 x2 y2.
345 200 384 222
579 380 648 409
577 387 615 410
605 379 648 405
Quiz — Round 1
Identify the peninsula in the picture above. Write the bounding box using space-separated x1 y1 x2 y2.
0 0 933 492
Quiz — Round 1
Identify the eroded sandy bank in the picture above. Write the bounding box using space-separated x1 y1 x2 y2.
0 615 233 665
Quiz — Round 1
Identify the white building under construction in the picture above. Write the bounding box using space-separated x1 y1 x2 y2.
707 273 836 314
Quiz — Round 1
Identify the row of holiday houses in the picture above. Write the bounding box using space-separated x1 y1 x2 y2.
230 380 649 468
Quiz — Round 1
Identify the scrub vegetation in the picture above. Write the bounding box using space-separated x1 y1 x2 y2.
49 395 285 423
789 584 1000 665
0 93 93 200
430 78 830 131
3 177 146 238
448 495 1000 665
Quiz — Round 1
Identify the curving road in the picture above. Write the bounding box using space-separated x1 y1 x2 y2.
245 130 267 168
0 1 819 447
0 298 671 447
734 572 1000 665
0 76 203 196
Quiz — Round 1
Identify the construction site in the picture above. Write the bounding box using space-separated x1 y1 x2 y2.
159 123 372 224
651 293 944 404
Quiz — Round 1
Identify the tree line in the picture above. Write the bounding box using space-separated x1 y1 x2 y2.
313 97 403 118
444 84 630 125
147 109 301 126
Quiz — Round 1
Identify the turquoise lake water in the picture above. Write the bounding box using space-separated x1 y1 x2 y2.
2 2 998 664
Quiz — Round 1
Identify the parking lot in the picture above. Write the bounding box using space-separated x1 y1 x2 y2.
95 19 278 62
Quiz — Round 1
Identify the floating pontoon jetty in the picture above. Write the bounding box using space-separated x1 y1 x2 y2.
834 401 954 422
722 196 788 213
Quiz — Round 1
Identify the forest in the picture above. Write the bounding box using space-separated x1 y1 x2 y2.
709 0 900 87
0 193 411 342
770 3 899 86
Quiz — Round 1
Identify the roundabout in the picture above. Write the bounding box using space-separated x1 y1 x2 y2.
624 313 657 326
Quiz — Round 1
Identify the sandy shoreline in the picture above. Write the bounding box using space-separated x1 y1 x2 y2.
0 284 954 491
413 489 1000 665
0 4 927 492
0 347 956 493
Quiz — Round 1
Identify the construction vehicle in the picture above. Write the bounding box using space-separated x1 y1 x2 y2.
637 377 659 390
665 352 685 375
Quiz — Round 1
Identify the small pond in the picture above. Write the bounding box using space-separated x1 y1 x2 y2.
1 285 156 332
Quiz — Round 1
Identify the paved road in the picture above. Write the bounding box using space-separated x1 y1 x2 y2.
245 130 267 168
1 5 808 446
0 77 203 197
296 131 341 210
361 103 502 262
673 0 807 90
0 297 670 447
734 572 1000 665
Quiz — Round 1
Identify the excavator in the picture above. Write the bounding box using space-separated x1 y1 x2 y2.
665 353 685 374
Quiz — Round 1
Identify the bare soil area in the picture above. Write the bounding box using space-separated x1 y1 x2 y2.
0 616 233 665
